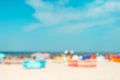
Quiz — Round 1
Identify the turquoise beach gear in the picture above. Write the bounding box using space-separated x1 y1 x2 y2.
23 54 46 69
23 60 46 69
0 53 6 64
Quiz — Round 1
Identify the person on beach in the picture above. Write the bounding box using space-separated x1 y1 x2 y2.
6 54 12 60
0 53 6 64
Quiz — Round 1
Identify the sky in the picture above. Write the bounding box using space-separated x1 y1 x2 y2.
0 0 120 52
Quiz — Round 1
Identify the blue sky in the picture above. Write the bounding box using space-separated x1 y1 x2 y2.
0 0 120 52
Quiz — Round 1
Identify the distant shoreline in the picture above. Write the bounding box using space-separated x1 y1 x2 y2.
0 51 119 57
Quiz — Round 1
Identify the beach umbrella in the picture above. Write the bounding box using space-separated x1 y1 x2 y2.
31 52 43 57
31 52 44 60
0 53 6 58
64 50 74 55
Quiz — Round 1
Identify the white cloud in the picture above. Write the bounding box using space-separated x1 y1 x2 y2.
24 0 120 33
49 17 117 34
23 23 41 31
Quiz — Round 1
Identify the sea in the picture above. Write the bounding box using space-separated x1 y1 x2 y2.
0 51 119 57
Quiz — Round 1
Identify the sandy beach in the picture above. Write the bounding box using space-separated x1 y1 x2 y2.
0 60 120 80
1 0 120 79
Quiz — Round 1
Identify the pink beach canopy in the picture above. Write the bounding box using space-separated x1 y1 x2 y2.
43 53 50 59
31 52 43 58
31 52 50 59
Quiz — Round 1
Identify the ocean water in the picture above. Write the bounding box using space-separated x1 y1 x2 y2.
0 51 63 57
0 51 119 57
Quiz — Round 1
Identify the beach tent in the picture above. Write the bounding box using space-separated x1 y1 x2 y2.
68 55 97 67
80 55 91 61
91 54 97 59
0 53 6 64
111 54 120 63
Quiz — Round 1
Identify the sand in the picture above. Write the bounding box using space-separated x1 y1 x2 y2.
0 60 120 80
